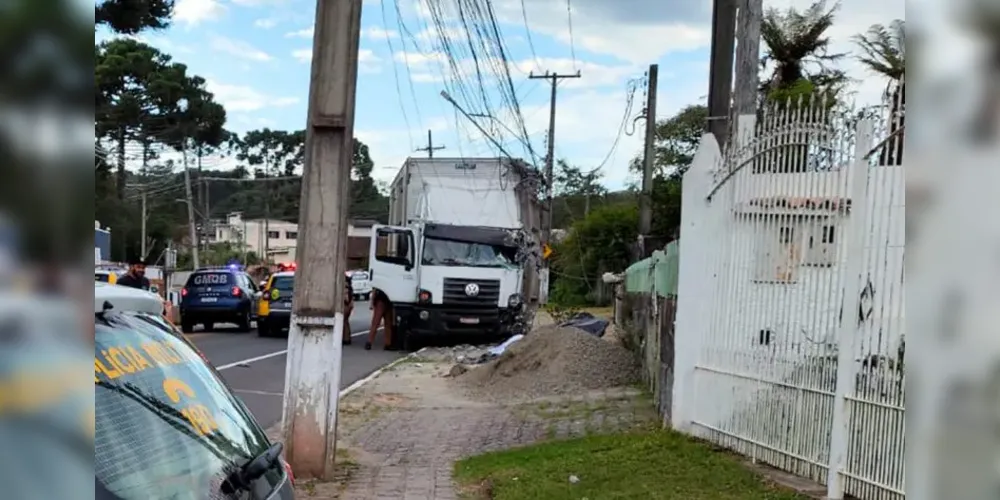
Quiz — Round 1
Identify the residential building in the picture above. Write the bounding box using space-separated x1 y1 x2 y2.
213 212 377 267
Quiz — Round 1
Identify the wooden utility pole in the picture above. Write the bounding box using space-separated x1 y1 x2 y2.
733 0 763 117
529 70 580 303
415 129 445 158
706 0 737 147
638 64 658 260
530 70 580 246
181 143 200 268
281 0 362 481
140 191 148 259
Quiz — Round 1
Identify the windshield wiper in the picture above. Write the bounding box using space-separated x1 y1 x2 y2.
220 442 284 494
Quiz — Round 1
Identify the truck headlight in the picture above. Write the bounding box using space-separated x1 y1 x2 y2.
507 294 523 308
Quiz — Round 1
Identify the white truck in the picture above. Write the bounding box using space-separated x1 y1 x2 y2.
368 157 538 350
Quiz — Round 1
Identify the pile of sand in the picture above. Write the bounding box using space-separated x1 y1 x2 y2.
457 325 640 402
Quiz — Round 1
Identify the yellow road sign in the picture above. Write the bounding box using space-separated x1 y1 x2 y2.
542 244 553 260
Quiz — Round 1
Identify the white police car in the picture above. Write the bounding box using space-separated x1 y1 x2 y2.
94 282 295 499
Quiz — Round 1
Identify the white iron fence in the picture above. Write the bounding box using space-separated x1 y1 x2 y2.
673 86 905 500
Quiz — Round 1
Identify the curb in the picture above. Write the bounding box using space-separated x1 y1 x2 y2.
266 349 423 442
338 348 422 398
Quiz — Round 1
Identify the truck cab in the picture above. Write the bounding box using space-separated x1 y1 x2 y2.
368 222 525 350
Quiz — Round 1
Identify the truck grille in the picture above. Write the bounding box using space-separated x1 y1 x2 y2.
442 278 500 306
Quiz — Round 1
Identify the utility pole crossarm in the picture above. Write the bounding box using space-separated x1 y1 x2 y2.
414 129 446 158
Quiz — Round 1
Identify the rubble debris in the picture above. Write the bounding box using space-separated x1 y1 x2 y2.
457 325 640 402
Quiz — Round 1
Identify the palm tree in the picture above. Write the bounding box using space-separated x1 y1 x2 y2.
760 1 847 95
853 20 905 165
756 1 847 172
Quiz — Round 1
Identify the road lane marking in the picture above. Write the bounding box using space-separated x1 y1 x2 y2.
215 327 380 371
234 389 284 397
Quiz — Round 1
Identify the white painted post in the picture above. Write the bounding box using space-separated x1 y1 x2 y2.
826 119 875 498
671 131 725 431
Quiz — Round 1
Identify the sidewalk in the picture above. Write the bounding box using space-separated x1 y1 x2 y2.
279 360 654 499
271 313 656 499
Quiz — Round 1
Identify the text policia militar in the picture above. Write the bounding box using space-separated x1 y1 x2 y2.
95 340 220 436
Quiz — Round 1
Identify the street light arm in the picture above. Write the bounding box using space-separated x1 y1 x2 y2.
438 90 517 161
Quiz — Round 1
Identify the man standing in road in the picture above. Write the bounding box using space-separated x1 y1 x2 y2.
116 258 151 291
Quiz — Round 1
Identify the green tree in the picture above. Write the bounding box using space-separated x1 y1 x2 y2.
550 203 640 306
351 138 388 220
95 38 175 199
554 160 606 217
760 1 847 95
96 0 174 34
854 19 905 165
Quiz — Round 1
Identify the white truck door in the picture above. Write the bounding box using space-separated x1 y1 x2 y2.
368 224 418 303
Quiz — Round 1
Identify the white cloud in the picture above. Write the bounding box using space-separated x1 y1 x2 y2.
254 18 279 29
205 80 299 111
292 48 383 73
231 0 289 5
362 26 400 40
209 35 273 62
285 27 313 38
291 49 312 63
173 0 226 26
392 51 636 90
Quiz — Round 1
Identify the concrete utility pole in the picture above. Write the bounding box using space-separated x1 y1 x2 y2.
415 129 445 158
733 0 763 117
706 0 737 147
281 0 362 481
638 64 658 260
181 143 200 268
529 70 580 304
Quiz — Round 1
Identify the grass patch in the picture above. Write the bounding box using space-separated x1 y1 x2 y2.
454 429 809 500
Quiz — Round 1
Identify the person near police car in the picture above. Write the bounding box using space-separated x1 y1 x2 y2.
115 257 151 291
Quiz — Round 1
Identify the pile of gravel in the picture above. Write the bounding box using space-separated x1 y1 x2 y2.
456 325 640 401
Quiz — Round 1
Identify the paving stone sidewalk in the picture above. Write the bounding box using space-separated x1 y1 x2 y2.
273 357 657 499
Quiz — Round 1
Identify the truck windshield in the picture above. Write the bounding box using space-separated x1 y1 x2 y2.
421 237 517 268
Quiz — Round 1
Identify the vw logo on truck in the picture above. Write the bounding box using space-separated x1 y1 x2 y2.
464 283 480 297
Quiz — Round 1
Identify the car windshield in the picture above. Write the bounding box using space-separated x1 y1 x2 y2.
95 311 281 499
421 237 517 268
269 276 295 292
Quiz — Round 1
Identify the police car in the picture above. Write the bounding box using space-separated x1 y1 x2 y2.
256 271 295 337
179 266 262 333
94 282 295 499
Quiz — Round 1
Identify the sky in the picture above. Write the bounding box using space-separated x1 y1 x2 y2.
96 0 904 190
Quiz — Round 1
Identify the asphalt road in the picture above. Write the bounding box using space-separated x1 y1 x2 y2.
188 300 403 429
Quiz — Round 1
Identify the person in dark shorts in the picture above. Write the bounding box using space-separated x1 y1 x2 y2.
366 288 395 350
343 277 354 345
115 258 150 290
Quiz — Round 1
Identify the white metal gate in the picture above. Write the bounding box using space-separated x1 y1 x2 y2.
674 88 905 500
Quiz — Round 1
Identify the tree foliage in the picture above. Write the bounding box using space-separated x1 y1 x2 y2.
550 203 640 306
760 1 847 96
96 0 174 34
852 20 905 82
